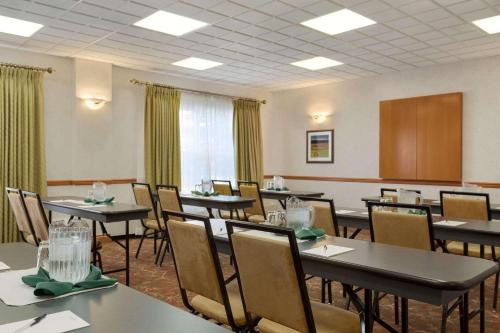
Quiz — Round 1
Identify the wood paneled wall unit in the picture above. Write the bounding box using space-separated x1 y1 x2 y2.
379 92 462 182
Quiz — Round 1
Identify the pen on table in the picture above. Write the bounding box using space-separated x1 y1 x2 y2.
12 313 47 333
324 245 327 254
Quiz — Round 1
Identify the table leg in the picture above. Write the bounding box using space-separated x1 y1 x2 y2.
480 281 485 333
279 200 286 209
364 289 373 333
402 298 409 333
125 220 130 286
92 221 97 266
207 208 214 218
462 292 469 333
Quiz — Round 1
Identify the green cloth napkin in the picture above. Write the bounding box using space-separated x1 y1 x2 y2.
22 265 117 297
295 227 325 240
83 197 115 204
191 190 219 197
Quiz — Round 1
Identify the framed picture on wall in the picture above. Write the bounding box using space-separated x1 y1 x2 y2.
306 130 334 163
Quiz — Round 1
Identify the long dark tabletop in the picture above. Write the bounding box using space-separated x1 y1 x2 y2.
0 243 230 333
335 207 500 247
213 233 497 306
234 189 324 200
42 196 150 222
361 195 500 219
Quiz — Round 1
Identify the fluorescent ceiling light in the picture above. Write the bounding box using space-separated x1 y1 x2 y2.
134 10 208 36
473 15 500 34
291 57 343 71
301 9 376 35
172 57 223 70
0 15 43 37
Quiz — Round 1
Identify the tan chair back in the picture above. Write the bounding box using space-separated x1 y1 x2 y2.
6 189 35 244
370 210 432 251
132 183 157 220
442 195 489 221
311 204 338 237
213 182 232 196
167 220 223 302
23 193 49 241
239 183 264 217
157 187 183 221
231 232 309 332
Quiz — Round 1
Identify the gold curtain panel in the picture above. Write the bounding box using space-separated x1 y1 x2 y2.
144 85 181 189
0 67 47 243
233 99 264 187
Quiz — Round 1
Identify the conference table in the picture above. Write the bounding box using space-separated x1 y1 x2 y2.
234 188 325 208
42 196 150 286
335 207 500 248
0 243 230 333
152 193 256 218
211 227 498 333
361 196 500 219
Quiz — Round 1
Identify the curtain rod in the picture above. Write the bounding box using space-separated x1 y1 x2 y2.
130 78 266 104
0 62 54 73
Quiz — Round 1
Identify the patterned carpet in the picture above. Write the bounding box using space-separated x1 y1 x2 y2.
100 230 499 332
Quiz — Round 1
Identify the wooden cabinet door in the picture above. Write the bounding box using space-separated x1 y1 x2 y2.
416 93 462 181
379 98 417 179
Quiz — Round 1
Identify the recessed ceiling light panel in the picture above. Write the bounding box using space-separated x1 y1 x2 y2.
473 15 500 34
301 9 376 35
134 10 208 36
0 15 43 37
291 57 343 71
172 57 223 70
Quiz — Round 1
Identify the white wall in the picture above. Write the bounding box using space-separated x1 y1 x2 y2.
266 55 500 207
0 46 270 233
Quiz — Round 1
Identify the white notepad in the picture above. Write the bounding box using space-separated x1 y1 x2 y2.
336 210 356 215
434 220 467 227
302 245 354 258
243 230 310 243
51 199 85 205
360 212 369 215
0 262 10 271
0 311 89 333
186 219 227 236
432 214 441 217
432 200 441 204
76 204 107 209
0 268 117 306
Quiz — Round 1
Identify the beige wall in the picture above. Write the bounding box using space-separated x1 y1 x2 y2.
265 55 500 207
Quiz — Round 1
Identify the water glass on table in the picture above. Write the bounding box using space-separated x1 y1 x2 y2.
36 240 49 271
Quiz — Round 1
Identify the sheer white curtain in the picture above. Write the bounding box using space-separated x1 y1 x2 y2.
179 92 235 193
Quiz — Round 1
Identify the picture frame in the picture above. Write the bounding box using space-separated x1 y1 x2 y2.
306 129 334 163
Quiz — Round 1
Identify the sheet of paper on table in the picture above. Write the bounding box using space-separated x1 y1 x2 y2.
50 199 86 205
335 210 356 215
433 220 467 227
0 262 10 271
302 245 354 258
0 310 89 333
0 268 117 306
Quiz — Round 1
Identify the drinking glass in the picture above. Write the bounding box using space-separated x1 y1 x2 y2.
201 179 212 193
36 241 49 271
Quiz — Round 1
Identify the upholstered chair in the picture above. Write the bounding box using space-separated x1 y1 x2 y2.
237 181 266 223
5 187 37 246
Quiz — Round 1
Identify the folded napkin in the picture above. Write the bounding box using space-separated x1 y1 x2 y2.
22 266 117 297
83 197 114 204
295 227 325 240
191 190 219 197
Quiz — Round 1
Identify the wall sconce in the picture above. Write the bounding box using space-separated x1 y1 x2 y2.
312 113 330 124
82 98 108 110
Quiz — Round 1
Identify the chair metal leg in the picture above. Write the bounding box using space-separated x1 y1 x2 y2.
153 230 158 254
440 304 448 333
135 229 147 259
321 278 326 303
96 250 103 271
401 298 408 333
494 270 499 310
327 280 332 304
394 295 400 325
159 239 169 266
155 235 166 265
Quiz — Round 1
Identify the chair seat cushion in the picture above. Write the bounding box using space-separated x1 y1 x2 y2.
190 280 248 327
447 241 499 259
220 210 244 220
258 301 361 333
145 219 165 231
247 215 266 223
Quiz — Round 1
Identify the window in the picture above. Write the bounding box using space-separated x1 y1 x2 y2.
179 92 235 192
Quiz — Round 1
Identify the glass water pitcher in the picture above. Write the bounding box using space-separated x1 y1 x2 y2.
49 220 91 284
